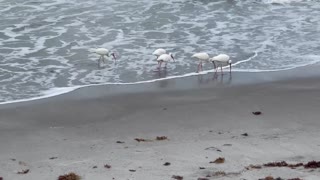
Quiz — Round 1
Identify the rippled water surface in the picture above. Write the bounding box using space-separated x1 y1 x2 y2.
0 0 319 102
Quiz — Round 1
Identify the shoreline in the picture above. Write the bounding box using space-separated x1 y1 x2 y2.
1 63 320 107
1 65 320 179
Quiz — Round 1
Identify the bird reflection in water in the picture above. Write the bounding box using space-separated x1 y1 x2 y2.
153 69 169 88
197 72 232 85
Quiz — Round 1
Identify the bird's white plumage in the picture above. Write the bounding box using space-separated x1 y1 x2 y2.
210 54 230 63
191 52 210 61
152 48 166 56
94 48 109 55
157 53 174 62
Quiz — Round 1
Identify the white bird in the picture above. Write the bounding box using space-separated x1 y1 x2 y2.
191 52 211 72
157 53 175 69
152 48 167 58
210 54 232 73
91 48 116 67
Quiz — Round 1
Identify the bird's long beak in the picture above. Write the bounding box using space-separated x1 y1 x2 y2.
212 61 216 69
112 53 116 61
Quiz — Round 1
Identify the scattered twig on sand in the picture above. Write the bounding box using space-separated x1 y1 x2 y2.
58 172 81 180
252 111 262 115
129 169 136 172
210 157 225 164
156 136 168 141
172 175 183 180
205 147 221 152
116 141 125 144
163 162 171 166
134 138 152 142
49 157 58 160
246 164 262 170
199 167 206 169
17 169 29 174
104 164 111 169
212 171 226 176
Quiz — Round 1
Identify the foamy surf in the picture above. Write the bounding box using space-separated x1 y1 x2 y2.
1 52 319 105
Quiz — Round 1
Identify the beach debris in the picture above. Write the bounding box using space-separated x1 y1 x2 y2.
172 175 183 180
288 178 303 180
241 133 249 136
258 176 277 180
264 161 288 167
156 136 168 141
92 166 97 169
163 162 171 166
209 130 213 132
116 141 125 144
49 157 58 160
205 147 221 152
304 161 320 168
197 178 209 180
58 172 81 180
252 111 262 115
104 164 111 169
223 144 232 146
246 164 262 169
129 169 136 172
199 167 206 169
17 169 29 174
134 138 152 142
210 157 225 164
218 132 223 134
10 158 16 161
212 171 226 176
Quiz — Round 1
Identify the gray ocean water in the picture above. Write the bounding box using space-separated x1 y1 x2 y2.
0 0 319 102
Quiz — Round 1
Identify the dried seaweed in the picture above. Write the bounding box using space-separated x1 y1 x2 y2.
210 157 225 164
252 111 262 115
17 169 29 174
104 164 111 169
172 175 183 180
304 161 320 168
156 136 168 141
57 172 81 180
134 138 152 142
263 161 288 167
212 171 226 176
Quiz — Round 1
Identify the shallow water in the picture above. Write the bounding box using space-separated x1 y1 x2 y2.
0 0 319 102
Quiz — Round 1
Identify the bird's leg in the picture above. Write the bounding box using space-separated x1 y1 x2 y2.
98 56 102 67
102 55 106 64
220 65 223 75
197 62 201 73
164 62 168 69
158 61 163 69
200 62 203 71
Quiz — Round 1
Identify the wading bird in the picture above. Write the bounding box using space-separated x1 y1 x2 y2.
92 48 116 67
191 52 210 72
210 54 232 74
157 53 175 69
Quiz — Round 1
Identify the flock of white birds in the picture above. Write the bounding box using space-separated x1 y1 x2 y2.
92 48 232 74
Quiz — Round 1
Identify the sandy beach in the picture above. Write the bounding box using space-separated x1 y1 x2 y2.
1 67 320 180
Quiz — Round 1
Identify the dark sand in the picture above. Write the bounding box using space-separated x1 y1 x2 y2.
1 66 320 179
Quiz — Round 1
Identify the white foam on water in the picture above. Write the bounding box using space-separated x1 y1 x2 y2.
1 52 320 105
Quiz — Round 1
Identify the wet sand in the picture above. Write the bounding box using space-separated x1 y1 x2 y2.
1 66 320 180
